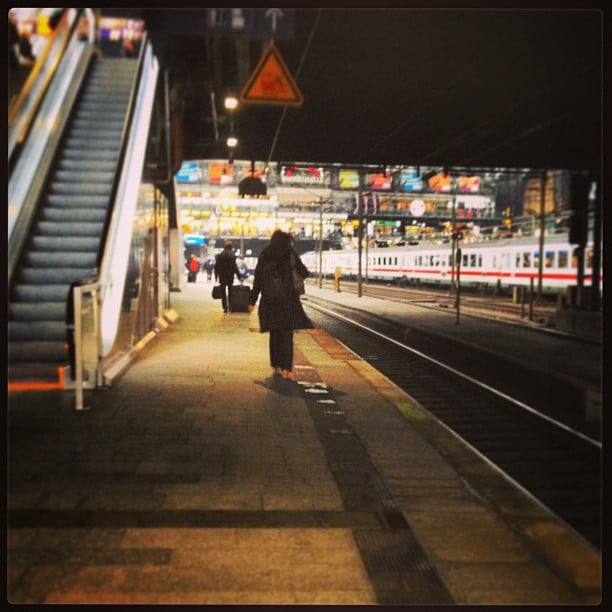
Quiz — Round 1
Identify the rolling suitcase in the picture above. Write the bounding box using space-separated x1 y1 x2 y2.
229 285 250 313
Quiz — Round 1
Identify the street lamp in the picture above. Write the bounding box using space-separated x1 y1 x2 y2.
226 135 238 164
224 95 239 111
224 95 239 163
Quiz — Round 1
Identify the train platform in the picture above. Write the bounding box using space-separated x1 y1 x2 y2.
7 280 602 605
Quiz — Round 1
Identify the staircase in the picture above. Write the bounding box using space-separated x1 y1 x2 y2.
8 56 139 389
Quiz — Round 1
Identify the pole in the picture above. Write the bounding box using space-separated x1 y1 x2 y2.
537 170 546 301
590 178 601 310
357 173 364 297
318 199 323 288
455 247 461 325
364 217 369 284
450 194 456 301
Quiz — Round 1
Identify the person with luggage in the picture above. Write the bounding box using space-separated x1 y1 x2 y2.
248 230 313 380
236 255 250 285
214 240 241 313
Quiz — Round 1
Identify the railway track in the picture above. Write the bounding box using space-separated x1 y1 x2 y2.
302 297 601 552
309 279 558 326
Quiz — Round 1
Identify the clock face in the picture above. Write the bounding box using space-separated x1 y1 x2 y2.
410 199 425 217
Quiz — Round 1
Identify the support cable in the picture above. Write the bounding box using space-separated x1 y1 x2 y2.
266 9 321 167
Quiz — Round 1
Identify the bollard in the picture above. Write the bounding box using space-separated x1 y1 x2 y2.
334 267 342 292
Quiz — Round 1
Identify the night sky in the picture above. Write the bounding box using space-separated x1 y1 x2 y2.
125 6 603 173
232 8 602 171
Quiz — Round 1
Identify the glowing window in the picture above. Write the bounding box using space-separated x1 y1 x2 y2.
545 251 554 268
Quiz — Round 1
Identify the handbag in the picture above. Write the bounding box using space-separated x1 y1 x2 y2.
212 285 222 299
292 269 305 295
290 252 306 295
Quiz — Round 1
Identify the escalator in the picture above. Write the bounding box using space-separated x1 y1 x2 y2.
8 53 143 388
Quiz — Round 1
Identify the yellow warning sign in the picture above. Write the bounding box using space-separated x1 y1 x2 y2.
240 44 303 107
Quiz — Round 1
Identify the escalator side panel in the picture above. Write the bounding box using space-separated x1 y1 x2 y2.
8 56 140 385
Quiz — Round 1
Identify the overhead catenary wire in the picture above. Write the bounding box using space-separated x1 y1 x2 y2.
266 9 322 168
355 29 599 170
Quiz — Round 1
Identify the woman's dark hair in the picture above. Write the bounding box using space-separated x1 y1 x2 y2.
266 230 292 258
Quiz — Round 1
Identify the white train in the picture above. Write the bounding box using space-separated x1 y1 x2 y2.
301 233 602 295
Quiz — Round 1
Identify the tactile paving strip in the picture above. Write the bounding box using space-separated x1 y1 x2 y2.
296 353 453 604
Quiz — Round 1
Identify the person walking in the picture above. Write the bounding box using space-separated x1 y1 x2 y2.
248 230 313 380
214 240 241 312
236 255 249 285
186 253 200 283
203 258 215 282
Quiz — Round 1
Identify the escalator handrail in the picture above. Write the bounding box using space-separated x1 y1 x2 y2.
8 27 95 287
94 31 151 273
8 9 83 169
96 38 160 355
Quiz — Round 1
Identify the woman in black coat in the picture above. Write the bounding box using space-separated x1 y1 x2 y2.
248 230 313 380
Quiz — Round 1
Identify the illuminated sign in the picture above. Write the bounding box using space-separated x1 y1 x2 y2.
410 199 426 217
240 44 303 107
368 173 392 190
399 169 423 192
280 165 327 185
207 163 234 184
338 170 359 189
184 234 205 246
176 161 201 183
457 175 481 193
99 17 144 40
428 173 452 192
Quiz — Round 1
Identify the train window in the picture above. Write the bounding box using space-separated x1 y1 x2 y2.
558 250 568 268
462 253 468 267
492 255 497 268
477 254 482 267
545 251 554 268
469 253 476 267
523 252 531 268
571 249 579 268
515 253 521 268
533 251 540 267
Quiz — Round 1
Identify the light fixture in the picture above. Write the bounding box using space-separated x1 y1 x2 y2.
227 136 238 148
224 96 239 111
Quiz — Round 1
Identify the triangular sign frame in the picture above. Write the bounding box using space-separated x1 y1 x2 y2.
240 44 304 107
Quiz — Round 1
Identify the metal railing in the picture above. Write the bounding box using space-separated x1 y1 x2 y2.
69 280 103 411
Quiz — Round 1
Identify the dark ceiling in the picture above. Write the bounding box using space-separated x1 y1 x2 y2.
103 7 603 174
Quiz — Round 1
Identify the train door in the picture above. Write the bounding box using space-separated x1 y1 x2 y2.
439 247 450 282
490 247 504 293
